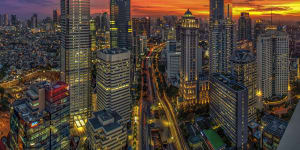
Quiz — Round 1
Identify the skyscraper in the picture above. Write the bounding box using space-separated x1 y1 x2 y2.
110 0 131 50
209 0 224 24
179 9 201 104
4 14 9 26
230 50 258 123
61 0 91 128
96 48 131 123
209 1 235 74
100 12 109 32
31 14 38 28
210 73 248 150
238 12 252 41
257 29 289 100
0 14 2 26
9 81 70 150
11 15 17 26
53 9 58 25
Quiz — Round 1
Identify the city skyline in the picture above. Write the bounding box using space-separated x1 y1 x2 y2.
1 0 300 21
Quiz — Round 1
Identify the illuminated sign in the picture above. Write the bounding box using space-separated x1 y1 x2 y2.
31 121 39 128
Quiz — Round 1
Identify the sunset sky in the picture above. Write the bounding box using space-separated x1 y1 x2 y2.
1 0 300 21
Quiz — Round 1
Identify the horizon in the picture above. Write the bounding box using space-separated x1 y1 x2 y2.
0 0 300 22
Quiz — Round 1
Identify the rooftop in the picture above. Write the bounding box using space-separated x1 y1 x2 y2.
13 99 44 123
100 48 129 55
230 50 255 64
88 110 123 133
203 129 226 150
211 73 247 91
262 115 288 137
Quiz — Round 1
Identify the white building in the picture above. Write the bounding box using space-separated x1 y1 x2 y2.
167 51 181 86
96 48 131 123
257 28 289 99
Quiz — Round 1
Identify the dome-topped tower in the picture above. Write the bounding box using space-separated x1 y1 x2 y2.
184 9 193 17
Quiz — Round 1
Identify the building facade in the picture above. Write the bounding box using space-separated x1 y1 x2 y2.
179 9 201 105
60 0 91 128
96 48 131 123
86 110 127 150
230 50 258 123
238 12 252 41
257 29 289 100
9 82 70 150
110 0 132 50
210 73 248 149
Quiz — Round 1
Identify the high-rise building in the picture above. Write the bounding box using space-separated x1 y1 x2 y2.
254 19 266 50
100 12 109 32
9 82 70 150
179 9 201 105
61 0 91 128
4 14 9 26
86 110 127 150
0 14 2 26
10 15 17 26
96 48 131 123
53 9 58 24
209 1 235 74
210 73 248 149
238 12 252 41
132 17 151 38
209 0 224 24
230 50 258 123
31 13 38 28
167 49 181 84
257 29 289 100
110 0 132 50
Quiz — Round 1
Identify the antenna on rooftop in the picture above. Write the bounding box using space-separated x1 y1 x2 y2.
271 8 273 25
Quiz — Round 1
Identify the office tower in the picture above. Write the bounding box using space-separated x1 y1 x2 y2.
210 73 248 149
167 44 181 84
254 19 266 50
238 12 252 41
90 19 97 51
31 13 38 28
9 82 70 150
61 0 91 128
100 12 109 32
4 14 9 26
132 17 151 38
209 0 224 24
230 50 257 123
110 0 131 49
96 48 131 123
257 30 289 100
53 9 58 24
209 1 234 74
0 14 2 26
86 110 127 150
11 15 17 26
179 9 201 104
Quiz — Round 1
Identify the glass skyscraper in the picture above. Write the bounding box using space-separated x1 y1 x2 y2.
60 0 91 128
110 0 132 50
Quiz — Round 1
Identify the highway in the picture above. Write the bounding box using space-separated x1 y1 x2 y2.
149 43 189 150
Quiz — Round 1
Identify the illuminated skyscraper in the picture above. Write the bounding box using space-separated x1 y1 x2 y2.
110 0 132 50
238 12 252 41
179 9 201 105
96 48 131 123
210 73 248 150
230 50 257 123
257 29 289 100
61 0 91 128
209 1 235 74
209 0 224 24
